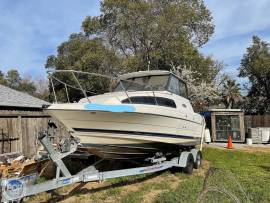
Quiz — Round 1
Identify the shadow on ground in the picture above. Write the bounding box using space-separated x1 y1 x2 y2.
40 170 166 203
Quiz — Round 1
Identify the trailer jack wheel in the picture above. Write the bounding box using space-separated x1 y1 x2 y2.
183 154 194 174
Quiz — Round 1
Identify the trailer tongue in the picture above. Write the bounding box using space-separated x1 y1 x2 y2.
0 132 202 203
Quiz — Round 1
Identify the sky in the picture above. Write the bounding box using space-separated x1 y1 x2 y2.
201 0 270 85
0 0 269 85
0 0 100 77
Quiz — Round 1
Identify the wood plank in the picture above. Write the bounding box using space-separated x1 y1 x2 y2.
0 110 47 116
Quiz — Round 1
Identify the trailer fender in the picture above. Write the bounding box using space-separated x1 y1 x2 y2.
190 149 199 161
177 151 193 167
191 149 202 169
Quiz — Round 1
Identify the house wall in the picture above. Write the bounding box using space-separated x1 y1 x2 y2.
0 110 69 157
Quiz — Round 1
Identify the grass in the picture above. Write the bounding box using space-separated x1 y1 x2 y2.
154 148 270 203
121 179 171 203
26 147 270 203
153 176 204 203
202 148 270 203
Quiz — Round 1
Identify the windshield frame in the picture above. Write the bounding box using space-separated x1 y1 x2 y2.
113 74 171 92
167 74 189 98
114 73 188 98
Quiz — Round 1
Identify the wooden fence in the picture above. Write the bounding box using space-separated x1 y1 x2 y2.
244 115 270 133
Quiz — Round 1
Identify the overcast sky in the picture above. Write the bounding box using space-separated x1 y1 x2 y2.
0 0 269 85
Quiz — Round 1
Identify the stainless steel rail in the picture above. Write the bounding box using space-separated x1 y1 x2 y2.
47 69 159 105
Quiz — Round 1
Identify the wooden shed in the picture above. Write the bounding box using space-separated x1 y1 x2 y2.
0 84 51 157
210 109 245 142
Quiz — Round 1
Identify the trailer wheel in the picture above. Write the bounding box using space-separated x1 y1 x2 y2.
194 151 202 169
183 154 194 174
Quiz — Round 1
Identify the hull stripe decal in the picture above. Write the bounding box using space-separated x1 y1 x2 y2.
73 128 200 140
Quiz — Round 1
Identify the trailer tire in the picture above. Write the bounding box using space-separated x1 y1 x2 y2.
183 154 194 174
194 151 202 169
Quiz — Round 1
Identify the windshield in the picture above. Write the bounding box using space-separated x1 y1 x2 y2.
114 75 169 92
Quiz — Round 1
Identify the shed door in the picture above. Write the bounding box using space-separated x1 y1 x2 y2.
0 118 20 154
215 115 241 141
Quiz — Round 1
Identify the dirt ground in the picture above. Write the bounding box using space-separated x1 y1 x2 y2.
26 160 210 203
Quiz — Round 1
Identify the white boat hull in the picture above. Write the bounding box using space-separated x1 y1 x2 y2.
46 106 203 159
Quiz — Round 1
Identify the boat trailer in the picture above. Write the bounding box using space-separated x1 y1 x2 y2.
0 132 202 202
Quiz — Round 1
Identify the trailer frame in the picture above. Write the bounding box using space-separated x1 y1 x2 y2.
0 131 202 203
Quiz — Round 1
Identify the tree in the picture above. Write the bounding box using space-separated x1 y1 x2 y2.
45 34 120 102
5 70 37 94
6 69 21 89
0 70 7 85
34 76 50 101
19 75 37 95
46 0 221 102
172 65 220 111
239 36 270 114
220 79 241 109
82 0 219 81
173 65 242 111
2 69 46 99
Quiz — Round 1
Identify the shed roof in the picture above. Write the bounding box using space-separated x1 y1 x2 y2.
0 84 50 109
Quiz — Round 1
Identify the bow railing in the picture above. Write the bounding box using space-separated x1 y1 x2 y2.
47 70 159 105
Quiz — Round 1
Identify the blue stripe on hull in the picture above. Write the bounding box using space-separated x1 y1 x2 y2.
84 103 136 112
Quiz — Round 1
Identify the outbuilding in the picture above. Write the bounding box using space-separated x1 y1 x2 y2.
0 84 51 157
209 109 245 142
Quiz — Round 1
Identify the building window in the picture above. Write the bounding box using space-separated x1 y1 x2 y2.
215 115 241 141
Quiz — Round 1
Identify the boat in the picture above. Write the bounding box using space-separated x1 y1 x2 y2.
45 70 205 160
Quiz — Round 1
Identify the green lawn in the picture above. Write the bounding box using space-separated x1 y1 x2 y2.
26 147 270 203
154 148 270 203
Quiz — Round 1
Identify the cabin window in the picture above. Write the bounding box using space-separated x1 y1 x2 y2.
168 75 188 98
113 73 188 98
179 80 188 98
168 76 180 95
122 96 176 108
114 75 169 92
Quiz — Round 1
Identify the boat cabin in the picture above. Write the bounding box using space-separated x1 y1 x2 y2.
113 71 188 108
115 71 187 96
